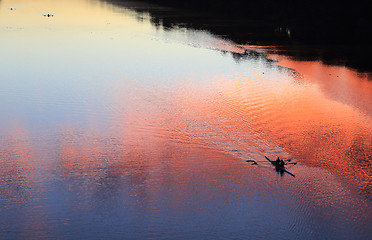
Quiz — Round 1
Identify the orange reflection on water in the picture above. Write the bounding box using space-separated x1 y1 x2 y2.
0 125 34 199
57 126 109 177
52 65 372 207
145 66 372 194
271 55 372 116
262 55 372 192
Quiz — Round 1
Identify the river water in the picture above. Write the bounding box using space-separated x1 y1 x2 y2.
0 0 371 239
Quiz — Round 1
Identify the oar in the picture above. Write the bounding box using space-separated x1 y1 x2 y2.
246 160 258 165
286 162 297 165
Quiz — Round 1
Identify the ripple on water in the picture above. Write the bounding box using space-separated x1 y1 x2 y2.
1 0 372 238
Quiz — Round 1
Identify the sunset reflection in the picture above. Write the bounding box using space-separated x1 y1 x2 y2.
271 55 372 116
1 0 371 239
0 125 49 239
0 125 34 203
96 59 372 197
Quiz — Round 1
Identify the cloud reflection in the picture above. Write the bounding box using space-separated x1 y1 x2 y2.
0 0 371 238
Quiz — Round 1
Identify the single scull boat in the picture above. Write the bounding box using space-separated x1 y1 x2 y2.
265 156 295 177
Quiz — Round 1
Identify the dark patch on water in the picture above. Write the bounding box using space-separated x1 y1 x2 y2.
103 0 372 72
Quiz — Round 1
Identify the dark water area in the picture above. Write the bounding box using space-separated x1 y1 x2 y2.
107 0 372 72
131 0 372 44
1 0 372 239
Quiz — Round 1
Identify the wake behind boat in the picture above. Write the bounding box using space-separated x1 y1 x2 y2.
265 156 295 177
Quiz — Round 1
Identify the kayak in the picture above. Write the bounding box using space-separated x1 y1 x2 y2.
265 156 295 177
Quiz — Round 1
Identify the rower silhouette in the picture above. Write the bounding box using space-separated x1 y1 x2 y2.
275 157 285 167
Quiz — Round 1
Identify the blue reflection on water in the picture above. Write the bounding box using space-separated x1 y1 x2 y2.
0 0 371 239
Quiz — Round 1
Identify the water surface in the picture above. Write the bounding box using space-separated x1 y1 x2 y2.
0 0 371 239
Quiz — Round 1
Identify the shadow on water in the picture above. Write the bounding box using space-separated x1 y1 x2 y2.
101 0 372 72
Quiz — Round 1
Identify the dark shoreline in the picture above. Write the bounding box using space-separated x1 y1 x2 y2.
103 0 372 72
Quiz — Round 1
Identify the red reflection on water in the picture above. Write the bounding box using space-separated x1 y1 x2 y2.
261 55 372 193
54 106 254 209
273 56 372 116
0 126 34 198
140 64 372 195
47 53 372 198
58 129 103 172
0 125 49 239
